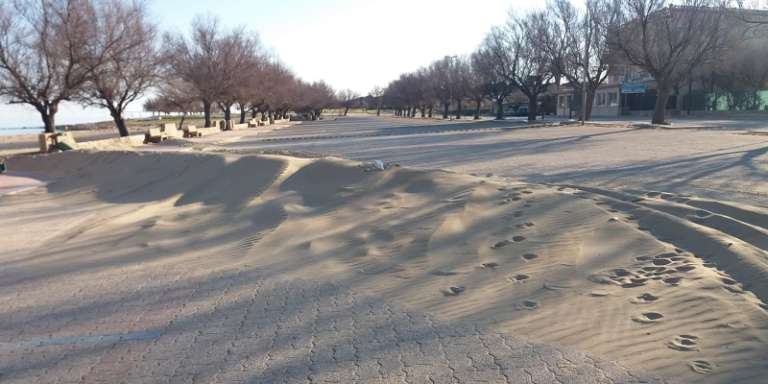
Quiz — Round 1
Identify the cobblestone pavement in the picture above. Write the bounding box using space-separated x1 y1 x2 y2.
0 262 666 384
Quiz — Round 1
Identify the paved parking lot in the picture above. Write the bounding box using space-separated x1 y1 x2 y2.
219 116 768 207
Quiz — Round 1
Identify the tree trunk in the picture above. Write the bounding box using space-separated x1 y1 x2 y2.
443 102 449 119
179 112 187 131
455 100 462 119
652 87 669 124
38 103 58 133
420 106 426 118
495 97 504 120
376 98 382 116
107 105 129 137
222 105 231 129
474 99 482 120
40 111 55 133
585 87 596 121
527 96 538 121
203 100 212 128
239 103 247 124
344 106 349 116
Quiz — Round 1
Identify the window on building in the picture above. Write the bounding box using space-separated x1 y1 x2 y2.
596 92 606 106
608 92 618 107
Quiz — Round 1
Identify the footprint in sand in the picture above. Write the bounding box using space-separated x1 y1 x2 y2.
614 268 632 277
431 270 458 276
509 274 530 282
652 258 672 266
491 240 512 249
522 300 539 309
668 334 700 352
443 286 465 296
663 277 683 286
622 278 648 289
481 262 500 270
590 290 611 297
689 360 715 374
522 253 539 261
524 222 535 227
513 236 526 242
513 211 524 217
632 312 664 323
676 265 696 273
631 293 659 304
544 282 572 290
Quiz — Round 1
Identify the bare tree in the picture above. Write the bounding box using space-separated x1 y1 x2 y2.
163 16 227 128
611 0 728 124
213 31 261 129
370 86 384 116
427 56 465 119
545 0 618 120
472 36 515 120
0 0 101 133
295 81 336 120
145 79 200 129
78 0 158 137
450 57 471 119
338 89 360 116
465 59 487 120
495 12 554 121
711 33 768 109
385 73 424 118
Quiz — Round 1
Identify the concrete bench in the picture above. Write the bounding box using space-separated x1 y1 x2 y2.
144 127 168 143
183 125 202 138
161 123 183 139
38 132 78 153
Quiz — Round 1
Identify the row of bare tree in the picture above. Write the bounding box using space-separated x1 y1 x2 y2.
0 0 339 136
382 0 768 124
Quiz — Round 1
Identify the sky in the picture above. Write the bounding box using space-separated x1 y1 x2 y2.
0 0 542 129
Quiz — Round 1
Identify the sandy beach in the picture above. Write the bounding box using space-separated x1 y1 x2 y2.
1 118 767 383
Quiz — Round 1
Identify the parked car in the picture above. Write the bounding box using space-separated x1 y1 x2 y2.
506 105 529 117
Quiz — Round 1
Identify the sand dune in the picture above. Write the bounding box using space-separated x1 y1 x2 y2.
2 150 767 383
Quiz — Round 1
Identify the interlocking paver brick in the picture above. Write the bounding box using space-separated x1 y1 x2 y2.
0 266 668 383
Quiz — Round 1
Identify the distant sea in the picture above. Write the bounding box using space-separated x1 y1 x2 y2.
0 127 43 136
